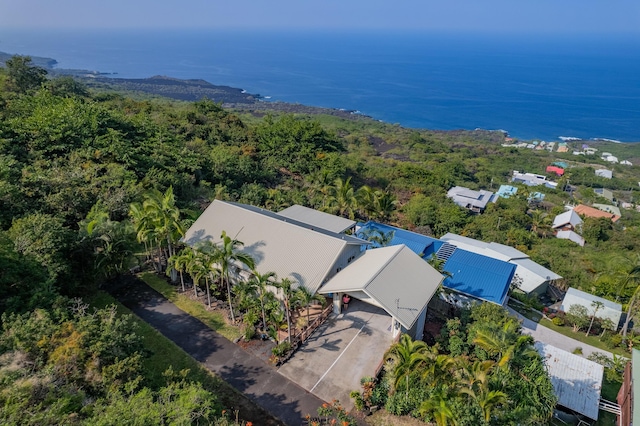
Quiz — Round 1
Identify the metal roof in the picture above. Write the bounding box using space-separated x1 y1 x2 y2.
561 287 622 328
442 249 515 305
592 204 622 217
277 204 356 234
574 204 620 222
356 221 443 257
552 210 583 229
183 200 366 293
441 233 562 293
535 342 604 420
318 245 443 330
440 233 527 261
556 230 585 247
447 186 497 210
496 185 518 198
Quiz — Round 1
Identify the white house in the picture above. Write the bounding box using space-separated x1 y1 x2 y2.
560 287 623 329
511 171 558 189
446 186 498 213
552 210 585 246
595 169 613 179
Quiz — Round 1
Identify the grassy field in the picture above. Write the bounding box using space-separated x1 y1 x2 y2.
139 272 242 341
539 318 630 357
88 291 281 425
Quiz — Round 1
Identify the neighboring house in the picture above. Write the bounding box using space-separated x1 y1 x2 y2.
278 204 356 234
594 188 615 202
497 184 518 199
617 349 639 426
318 244 443 340
621 160 633 166
535 342 604 422
552 210 584 246
182 200 369 294
357 222 515 306
546 165 565 176
528 192 546 203
604 155 619 164
446 186 498 213
596 169 613 179
574 204 621 222
560 287 623 329
553 161 568 169
512 171 558 189
584 147 598 155
557 144 569 153
440 233 562 295
593 203 622 217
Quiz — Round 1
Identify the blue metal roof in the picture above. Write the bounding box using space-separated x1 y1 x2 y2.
442 249 516 305
497 185 518 198
357 221 443 258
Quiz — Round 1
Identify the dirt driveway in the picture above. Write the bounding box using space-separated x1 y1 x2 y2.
278 299 394 410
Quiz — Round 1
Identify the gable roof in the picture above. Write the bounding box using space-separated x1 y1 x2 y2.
277 204 356 234
535 342 604 420
552 210 583 229
318 245 443 329
447 186 498 210
592 203 622 217
183 200 367 293
561 287 622 327
442 249 515 305
440 233 527 261
441 233 561 293
356 221 443 258
574 204 621 222
556 230 586 246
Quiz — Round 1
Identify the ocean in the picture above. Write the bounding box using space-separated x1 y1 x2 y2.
1 29 639 142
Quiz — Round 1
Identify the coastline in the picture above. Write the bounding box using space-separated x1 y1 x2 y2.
1 49 639 144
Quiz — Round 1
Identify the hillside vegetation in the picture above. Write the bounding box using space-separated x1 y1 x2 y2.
1 56 639 424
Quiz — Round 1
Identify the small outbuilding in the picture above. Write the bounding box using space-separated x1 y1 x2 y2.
535 342 604 421
560 287 622 329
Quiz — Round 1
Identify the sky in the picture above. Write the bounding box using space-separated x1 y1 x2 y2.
1 0 640 35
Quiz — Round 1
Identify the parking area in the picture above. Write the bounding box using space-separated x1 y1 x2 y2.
278 299 394 409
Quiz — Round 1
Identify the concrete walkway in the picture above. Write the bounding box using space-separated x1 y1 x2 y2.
110 278 325 426
507 307 613 359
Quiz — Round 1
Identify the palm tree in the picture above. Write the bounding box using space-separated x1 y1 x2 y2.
215 230 255 323
459 360 506 423
292 286 326 331
421 347 457 386
129 201 159 269
418 387 457 426
586 300 604 336
357 228 395 247
323 177 358 219
621 285 640 338
384 334 428 397
167 247 192 292
529 209 552 238
276 277 297 344
142 186 184 266
372 189 398 222
473 321 536 369
249 270 277 332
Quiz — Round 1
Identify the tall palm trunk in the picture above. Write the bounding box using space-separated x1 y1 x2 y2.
226 274 236 323
285 299 292 344
179 270 185 292
205 276 211 307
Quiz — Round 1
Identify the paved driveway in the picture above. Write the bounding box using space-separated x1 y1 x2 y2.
278 299 394 410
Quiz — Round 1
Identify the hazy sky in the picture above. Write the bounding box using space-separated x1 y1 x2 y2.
2 0 639 34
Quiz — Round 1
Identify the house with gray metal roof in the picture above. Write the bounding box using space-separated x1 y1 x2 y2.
440 233 562 295
278 204 356 234
318 244 443 340
183 200 369 294
446 186 498 213
535 342 604 421
552 210 585 246
560 287 623 329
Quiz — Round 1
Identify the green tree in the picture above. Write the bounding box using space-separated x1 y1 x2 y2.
248 270 277 333
384 334 428 396
292 285 326 331
323 177 359 219
276 277 296 344
215 230 255 323
586 300 604 337
4 55 47 93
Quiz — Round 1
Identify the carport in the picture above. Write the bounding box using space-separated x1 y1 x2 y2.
278 245 443 408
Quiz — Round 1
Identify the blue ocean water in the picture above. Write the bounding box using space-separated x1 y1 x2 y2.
1 29 639 142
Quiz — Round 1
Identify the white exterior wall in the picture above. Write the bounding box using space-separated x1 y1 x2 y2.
325 245 362 283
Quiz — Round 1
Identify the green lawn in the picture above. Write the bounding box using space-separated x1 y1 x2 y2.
539 318 629 357
139 272 242 341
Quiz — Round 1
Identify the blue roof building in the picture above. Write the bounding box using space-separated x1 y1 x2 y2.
497 185 518 198
442 249 516 305
357 222 515 305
